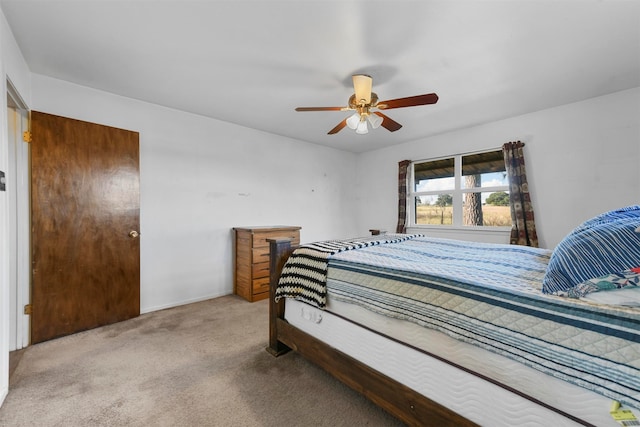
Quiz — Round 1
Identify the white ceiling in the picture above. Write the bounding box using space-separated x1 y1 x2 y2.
2 0 639 153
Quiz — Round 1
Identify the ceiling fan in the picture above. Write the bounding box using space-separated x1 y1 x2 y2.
295 74 439 135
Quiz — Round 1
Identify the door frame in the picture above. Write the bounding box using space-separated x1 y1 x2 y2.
6 79 30 350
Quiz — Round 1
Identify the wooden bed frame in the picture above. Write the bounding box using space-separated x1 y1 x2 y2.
265 238 594 427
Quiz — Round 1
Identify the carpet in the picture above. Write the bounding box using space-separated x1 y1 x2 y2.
0 295 404 426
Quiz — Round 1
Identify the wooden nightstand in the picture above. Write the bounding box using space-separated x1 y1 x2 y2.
233 226 301 302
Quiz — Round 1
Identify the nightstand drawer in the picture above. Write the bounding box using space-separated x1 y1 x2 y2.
252 277 270 294
252 247 270 264
252 261 270 279
252 230 300 248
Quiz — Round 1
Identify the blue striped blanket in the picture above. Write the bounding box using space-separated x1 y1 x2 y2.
275 235 640 409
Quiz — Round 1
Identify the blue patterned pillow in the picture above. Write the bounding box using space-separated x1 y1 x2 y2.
573 205 640 234
542 215 640 294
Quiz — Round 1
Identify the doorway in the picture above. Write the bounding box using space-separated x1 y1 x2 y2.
6 81 30 351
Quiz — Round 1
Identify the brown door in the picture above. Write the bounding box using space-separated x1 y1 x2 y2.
30 111 140 344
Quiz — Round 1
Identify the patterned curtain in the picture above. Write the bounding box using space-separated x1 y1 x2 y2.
396 160 411 233
502 141 539 247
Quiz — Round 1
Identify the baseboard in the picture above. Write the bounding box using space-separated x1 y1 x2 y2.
140 291 232 314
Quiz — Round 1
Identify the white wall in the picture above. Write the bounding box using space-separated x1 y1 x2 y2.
31 74 360 313
0 6 31 407
356 87 640 249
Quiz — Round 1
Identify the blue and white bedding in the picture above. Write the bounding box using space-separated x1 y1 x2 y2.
276 233 640 409
275 234 423 308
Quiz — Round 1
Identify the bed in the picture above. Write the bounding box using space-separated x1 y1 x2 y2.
266 207 640 427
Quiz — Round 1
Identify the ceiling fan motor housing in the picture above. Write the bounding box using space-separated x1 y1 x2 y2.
349 93 378 109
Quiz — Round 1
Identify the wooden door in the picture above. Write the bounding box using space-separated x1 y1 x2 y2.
30 111 140 344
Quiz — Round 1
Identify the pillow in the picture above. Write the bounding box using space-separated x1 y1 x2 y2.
542 215 640 294
573 205 640 234
564 268 640 298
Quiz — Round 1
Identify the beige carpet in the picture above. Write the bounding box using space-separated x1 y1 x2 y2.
0 295 404 426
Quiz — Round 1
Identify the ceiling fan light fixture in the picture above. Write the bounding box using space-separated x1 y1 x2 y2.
367 113 383 129
346 112 360 129
356 119 369 134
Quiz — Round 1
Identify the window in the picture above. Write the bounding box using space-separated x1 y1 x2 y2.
410 149 511 228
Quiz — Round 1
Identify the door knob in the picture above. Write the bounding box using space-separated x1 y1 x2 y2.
129 230 140 239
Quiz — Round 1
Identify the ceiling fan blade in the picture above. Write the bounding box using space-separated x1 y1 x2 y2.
352 74 372 105
377 93 439 110
328 119 348 135
295 106 346 112
374 112 402 132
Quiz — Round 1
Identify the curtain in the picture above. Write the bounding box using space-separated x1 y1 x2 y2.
502 141 539 247
396 160 411 233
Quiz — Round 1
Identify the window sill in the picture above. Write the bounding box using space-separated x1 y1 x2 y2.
406 226 511 244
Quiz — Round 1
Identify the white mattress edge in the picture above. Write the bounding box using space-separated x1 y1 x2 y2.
285 298 625 427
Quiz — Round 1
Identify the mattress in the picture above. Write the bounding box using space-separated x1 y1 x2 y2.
277 235 640 408
285 297 627 427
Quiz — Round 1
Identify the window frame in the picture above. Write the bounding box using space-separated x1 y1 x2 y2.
409 149 512 231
